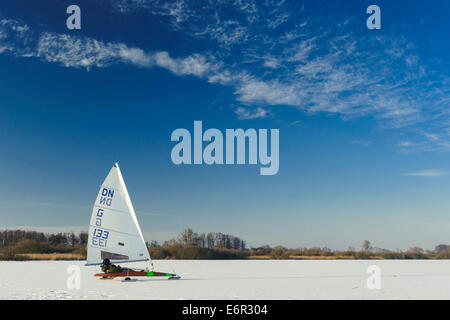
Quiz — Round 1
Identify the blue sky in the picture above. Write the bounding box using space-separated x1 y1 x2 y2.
1 0 450 250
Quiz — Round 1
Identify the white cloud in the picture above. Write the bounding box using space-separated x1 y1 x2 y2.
405 170 448 178
0 17 220 78
118 45 154 67
112 0 194 25
286 39 315 62
98 0 450 140
200 23 249 47
154 51 213 76
37 33 128 68
397 141 415 147
2 1 450 140
423 132 439 142
235 106 270 120
207 69 236 85
352 140 371 147
0 17 35 56
267 13 289 29
263 56 279 69
236 78 303 106
295 58 332 77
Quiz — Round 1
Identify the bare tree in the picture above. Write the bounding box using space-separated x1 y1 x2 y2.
362 240 371 251
206 233 215 249
79 232 88 245
178 228 196 246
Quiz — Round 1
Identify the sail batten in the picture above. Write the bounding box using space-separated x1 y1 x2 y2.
86 163 151 266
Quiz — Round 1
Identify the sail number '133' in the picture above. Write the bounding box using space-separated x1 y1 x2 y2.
92 228 109 248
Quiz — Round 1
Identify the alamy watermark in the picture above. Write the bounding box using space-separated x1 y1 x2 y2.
366 5 381 30
170 121 279 175
66 5 81 30
366 265 381 290
66 265 81 290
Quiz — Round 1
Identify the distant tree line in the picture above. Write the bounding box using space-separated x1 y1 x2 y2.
0 230 88 260
0 230 88 246
148 228 246 250
147 228 248 259
246 240 450 260
4 229 450 260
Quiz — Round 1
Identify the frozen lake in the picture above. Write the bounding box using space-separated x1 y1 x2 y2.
1 260 450 299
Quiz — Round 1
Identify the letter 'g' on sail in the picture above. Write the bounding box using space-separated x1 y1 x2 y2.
86 163 151 266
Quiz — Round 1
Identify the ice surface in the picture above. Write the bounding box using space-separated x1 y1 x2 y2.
1 260 450 299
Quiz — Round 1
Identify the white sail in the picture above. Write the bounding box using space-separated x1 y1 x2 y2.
86 163 151 266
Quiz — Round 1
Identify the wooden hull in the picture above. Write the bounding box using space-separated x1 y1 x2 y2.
94 271 177 278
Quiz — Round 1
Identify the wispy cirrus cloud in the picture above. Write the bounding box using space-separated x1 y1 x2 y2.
102 1 448 134
0 16 219 75
235 106 271 120
1 0 450 152
105 1 449 147
153 51 215 77
397 141 415 148
405 169 448 178
352 140 371 147
396 130 450 153
38 32 154 68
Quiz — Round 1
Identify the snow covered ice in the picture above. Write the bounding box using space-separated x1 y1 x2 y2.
1 260 450 300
